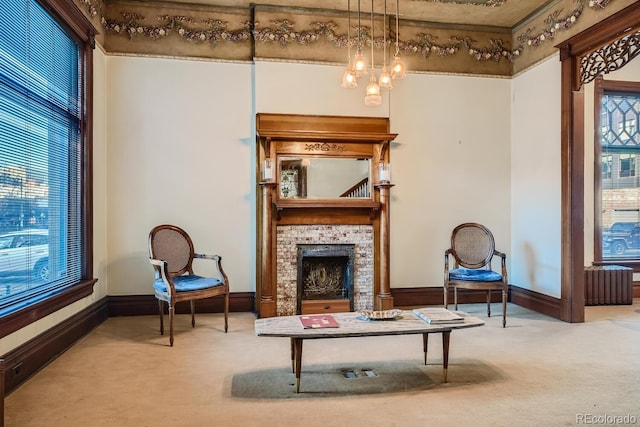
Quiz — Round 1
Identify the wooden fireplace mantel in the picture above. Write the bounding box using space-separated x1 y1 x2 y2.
255 113 397 318
273 199 381 222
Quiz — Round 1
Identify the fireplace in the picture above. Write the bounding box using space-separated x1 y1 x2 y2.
275 225 374 316
297 244 355 314
256 113 396 318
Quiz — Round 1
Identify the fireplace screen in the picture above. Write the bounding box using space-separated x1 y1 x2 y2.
297 244 355 312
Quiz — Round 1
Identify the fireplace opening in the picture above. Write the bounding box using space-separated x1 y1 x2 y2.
297 244 355 314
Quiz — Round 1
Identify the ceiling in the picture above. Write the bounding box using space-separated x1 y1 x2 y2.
154 0 558 30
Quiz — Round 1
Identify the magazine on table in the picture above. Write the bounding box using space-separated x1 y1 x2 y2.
412 307 465 324
300 314 340 329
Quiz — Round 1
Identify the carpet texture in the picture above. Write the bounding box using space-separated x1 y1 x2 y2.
3 302 640 427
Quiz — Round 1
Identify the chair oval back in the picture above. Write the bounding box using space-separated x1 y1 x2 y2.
450 223 495 269
149 225 195 276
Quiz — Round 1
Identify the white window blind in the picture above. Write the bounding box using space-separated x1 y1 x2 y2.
0 0 83 313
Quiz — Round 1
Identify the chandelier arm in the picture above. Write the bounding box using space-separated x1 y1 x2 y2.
395 0 400 55
383 0 387 66
358 0 361 51
370 0 375 71
347 0 351 59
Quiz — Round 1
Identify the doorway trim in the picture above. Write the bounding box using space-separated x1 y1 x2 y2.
556 2 640 322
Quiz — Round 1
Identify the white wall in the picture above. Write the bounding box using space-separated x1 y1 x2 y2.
390 72 512 287
255 60 390 117
106 56 255 294
510 55 562 297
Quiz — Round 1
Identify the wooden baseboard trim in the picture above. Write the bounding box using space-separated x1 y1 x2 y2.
1 298 109 396
391 286 507 307
509 285 561 319
107 292 255 317
391 285 563 321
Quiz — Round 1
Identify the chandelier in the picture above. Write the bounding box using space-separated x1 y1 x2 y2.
342 0 407 105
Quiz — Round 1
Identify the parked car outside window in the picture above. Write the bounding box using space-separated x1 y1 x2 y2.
0 230 49 282
602 222 640 256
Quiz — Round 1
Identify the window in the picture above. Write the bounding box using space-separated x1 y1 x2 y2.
618 153 637 178
595 79 640 262
0 0 95 338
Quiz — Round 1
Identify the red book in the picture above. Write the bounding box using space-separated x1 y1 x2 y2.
300 314 339 329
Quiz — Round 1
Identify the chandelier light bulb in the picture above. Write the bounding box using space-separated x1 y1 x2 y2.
353 51 368 76
391 0 407 80
365 72 382 106
379 65 392 89
390 54 407 79
342 0 361 87
341 66 358 88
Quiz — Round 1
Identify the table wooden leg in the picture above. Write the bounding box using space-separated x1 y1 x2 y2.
294 338 303 393
290 337 295 373
422 333 429 365
442 331 451 383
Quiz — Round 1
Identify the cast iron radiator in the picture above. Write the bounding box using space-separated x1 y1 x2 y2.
584 265 633 305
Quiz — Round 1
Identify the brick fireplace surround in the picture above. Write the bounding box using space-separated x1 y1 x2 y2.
276 225 374 316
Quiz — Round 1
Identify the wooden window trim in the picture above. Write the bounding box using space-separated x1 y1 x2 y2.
593 78 640 267
0 0 97 340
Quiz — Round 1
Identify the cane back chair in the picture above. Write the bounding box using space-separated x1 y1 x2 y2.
148 224 229 346
444 222 508 327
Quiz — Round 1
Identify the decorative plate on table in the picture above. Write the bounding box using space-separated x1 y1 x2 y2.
357 309 403 321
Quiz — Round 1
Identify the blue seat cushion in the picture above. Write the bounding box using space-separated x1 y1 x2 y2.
449 268 502 282
153 274 222 293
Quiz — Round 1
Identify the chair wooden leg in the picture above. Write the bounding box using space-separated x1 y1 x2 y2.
169 303 175 347
486 290 492 317
158 300 164 335
224 292 229 333
190 300 195 328
502 288 507 328
453 288 458 310
443 287 448 309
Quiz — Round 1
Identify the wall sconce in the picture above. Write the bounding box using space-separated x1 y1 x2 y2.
263 159 274 181
378 162 391 183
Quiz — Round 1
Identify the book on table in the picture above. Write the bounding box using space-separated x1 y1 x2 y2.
299 314 340 329
412 307 465 324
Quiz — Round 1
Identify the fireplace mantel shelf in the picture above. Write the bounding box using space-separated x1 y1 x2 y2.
274 199 381 219
274 199 380 209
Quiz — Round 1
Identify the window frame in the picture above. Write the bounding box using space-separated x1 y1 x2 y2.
0 0 96 339
594 77 640 269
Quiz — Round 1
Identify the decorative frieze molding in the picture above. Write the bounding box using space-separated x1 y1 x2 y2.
513 0 629 73
74 0 623 76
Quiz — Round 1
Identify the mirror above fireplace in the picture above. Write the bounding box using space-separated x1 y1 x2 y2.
279 157 371 199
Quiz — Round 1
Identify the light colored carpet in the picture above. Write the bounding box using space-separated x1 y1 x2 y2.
4 301 640 427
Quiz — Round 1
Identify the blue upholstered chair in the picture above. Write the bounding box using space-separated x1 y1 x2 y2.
444 223 508 327
148 224 229 346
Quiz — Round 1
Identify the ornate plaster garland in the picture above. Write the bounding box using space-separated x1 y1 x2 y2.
87 0 615 63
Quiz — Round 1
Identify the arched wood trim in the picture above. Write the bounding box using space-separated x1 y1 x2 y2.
556 2 640 323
